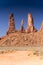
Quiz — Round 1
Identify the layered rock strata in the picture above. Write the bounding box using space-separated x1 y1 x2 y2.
7 14 15 34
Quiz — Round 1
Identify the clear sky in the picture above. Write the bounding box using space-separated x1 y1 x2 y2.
0 0 43 37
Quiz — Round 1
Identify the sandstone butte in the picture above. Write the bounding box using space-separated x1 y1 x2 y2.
0 13 43 46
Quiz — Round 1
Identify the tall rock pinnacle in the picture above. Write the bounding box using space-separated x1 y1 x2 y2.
26 13 37 33
7 13 15 34
40 21 43 31
20 19 25 32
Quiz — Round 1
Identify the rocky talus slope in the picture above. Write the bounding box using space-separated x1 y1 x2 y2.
0 30 43 46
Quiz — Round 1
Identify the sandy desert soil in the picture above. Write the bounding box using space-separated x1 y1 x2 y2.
0 50 43 65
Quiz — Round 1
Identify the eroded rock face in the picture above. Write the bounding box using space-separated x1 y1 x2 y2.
7 14 15 34
20 19 25 32
40 22 43 31
26 13 37 33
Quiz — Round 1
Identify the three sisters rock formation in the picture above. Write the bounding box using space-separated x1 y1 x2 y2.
7 13 37 35
0 13 43 46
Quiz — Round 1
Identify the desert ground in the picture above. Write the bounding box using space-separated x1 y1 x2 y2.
0 47 43 65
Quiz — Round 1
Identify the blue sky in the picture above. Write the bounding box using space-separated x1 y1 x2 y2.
0 0 43 37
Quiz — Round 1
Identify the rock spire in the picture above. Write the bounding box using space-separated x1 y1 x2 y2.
26 13 37 33
40 21 43 31
7 13 15 34
20 19 25 32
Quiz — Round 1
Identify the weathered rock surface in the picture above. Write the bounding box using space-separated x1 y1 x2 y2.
7 14 15 35
26 14 37 33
